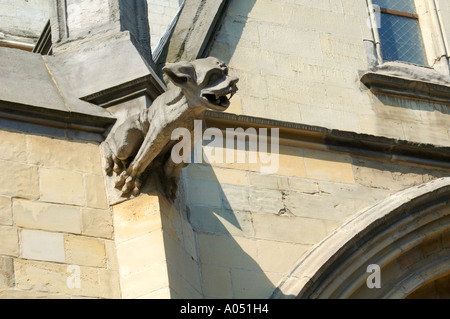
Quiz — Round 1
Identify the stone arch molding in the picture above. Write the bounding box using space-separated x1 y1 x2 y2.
271 177 450 299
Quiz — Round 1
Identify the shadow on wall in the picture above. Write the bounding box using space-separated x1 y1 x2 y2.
170 136 450 298
182 165 287 298
176 139 306 299
208 0 257 65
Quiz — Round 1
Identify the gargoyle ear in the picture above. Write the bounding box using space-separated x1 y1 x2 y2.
162 62 196 86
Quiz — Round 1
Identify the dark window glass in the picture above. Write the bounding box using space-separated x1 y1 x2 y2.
372 0 428 66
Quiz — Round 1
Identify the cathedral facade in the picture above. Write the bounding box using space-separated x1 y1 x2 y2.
0 0 449 299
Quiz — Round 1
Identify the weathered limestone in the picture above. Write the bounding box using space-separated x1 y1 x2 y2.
209 0 450 147
21 229 65 263
0 257 14 289
0 127 120 299
112 190 201 298
1 0 450 300
0 162 39 200
64 235 106 268
272 177 450 299
163 0 229 63
103 57 238 199
0 0 49 48
14 200 81 234
0 226 19 257
0 196 12 226
50 0 151 60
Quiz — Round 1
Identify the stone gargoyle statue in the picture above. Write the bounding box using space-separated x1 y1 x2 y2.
103 57 239 199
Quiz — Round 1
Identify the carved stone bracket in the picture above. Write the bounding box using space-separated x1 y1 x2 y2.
102 57 238 204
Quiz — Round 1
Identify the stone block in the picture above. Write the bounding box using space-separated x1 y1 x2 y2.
359 115 406 141
0 129 26 162
0 161 39 199
84 174 108 209
163 233 201 292
26 135 103 174
261 145 306 178
248 188 284 214
219 184 251 211
98 269 121 299
231 268 282 299
138 287 172 299
282 191 348 220
402 121 450 147
166 265 203 299
287 177 321 194
303 149 355 184
248 173 280 190
64 235 106 268
257 240 311 273
225 93 243 114
0 257 14 288
352 159 445 191
188 205 254 237
39 168 85 206
186 178 222 207
0 196 12 226
14 259 100 298
201 264 232 298
197 233 259 270
0 226 19 257
252 213 328 244
185 164 217 181
180 218 198 262
0 290 70 299
113 193 163 243
21 229 65 263
229 0 284 24
258 24 322 62
14 199 81 233
300 106 361 133
212 167 249 186
81 208 113 239
104 239 119 271
120 261 169 299
116 230 166 277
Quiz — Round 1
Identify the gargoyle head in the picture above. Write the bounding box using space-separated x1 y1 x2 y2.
162 57 239 111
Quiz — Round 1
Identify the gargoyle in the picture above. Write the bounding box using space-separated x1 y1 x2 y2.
103 57 239 199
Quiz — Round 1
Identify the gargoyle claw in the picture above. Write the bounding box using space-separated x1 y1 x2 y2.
115 171 128 189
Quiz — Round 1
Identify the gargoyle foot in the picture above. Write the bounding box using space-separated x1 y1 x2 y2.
115 171 128 189
163 177 178 202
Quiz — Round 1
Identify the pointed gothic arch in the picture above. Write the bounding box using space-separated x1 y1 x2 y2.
271 177 450 299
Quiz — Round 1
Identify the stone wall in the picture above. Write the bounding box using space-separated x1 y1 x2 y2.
210 0 450 147
112 190 201 298
181 139 450 298
148 0 183 50
0 129 119 298
0 0 49 43
0 0 183 50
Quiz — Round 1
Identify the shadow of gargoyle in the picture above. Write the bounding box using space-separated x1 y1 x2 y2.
103 57 239 200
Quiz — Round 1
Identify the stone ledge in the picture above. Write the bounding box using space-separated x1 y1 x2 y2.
360 71 450 104
360 62 450 104
205 111 450 170
0 100 115 135
81 74 166 109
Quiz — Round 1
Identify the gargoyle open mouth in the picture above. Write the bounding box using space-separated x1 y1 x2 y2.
203 93 234 107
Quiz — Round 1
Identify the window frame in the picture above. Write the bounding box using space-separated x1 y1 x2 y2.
362 0 450 104
367 0 449 72
374 1 427 66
